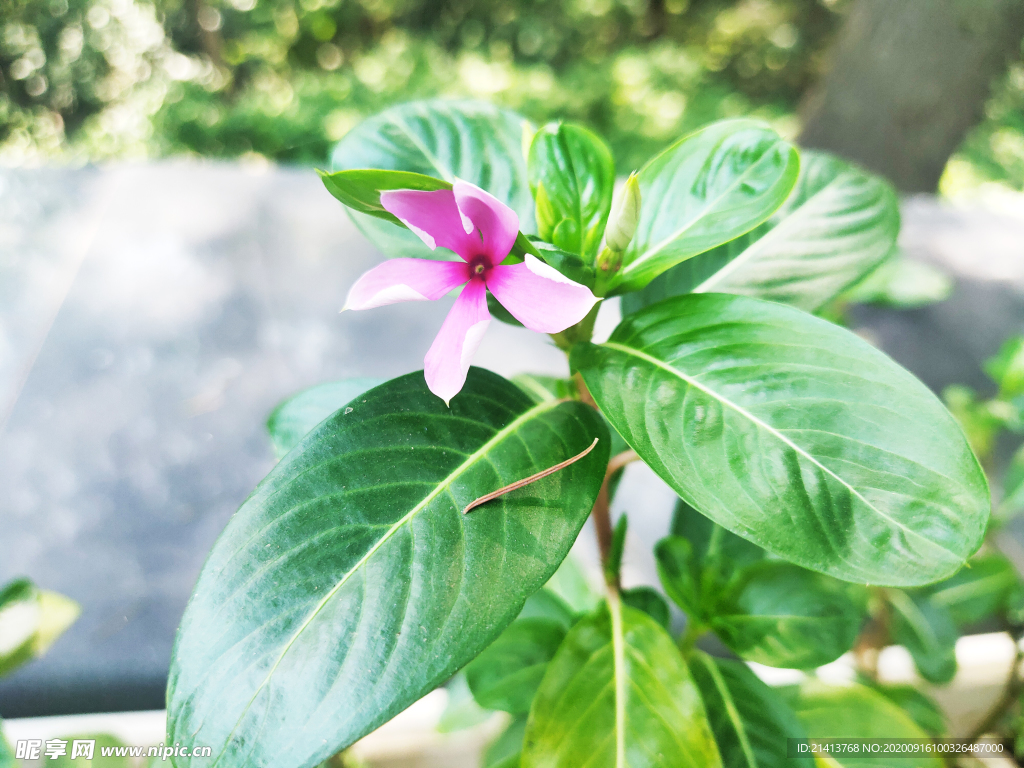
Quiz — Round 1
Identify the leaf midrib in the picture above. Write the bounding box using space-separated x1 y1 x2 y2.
208 397 562 767
600 341 959 563
699 656 758 768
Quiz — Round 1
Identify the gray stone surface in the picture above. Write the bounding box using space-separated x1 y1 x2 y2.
1 164 1022 717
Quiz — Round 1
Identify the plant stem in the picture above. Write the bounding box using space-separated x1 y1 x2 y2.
852 588 891 683
969 634 1024 742
677 618 704 657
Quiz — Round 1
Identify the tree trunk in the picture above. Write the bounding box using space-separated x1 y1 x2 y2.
799 0 1024 193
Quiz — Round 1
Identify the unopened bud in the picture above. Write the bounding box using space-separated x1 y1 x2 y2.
604 171 641 253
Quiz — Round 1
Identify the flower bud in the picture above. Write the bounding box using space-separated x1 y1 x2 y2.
604 171 641 253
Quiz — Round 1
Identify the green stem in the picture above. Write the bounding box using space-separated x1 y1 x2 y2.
551 302 600 352
677 618 704 657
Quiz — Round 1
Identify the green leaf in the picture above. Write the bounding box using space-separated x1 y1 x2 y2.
0 579 80 677
869 684 946 737
998 444 1024 522
655 537 703 618
330 99 534 260
51 734 130 767
620 587 670 630
437 672 493 733
711 563 864 669
522 599 721 768
519 588 576 630
317 169 450 224
467 618 567 714
672 498 764 573
0 718 14 768
986 335 1024 399
689 652 813 768
842 253 952 309
572 293 989 586
266 379 383 459
543 554 601 616
167 369 609 768
622 150 897 314
610 120 798 294
922 553 1019 627
793 682 943 768
887 590 958 685
486 715 528 768
528 123 615 259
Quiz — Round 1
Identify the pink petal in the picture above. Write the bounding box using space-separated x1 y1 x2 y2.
453 179 520 266
424 279 491 405
487 255 600 333
343 258 469 310
379 189 479 260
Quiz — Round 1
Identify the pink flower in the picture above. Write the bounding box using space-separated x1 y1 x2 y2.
343 179 600 404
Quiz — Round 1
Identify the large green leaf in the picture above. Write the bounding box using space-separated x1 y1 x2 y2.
572 293 989 586
711 563 863 669
610 120 798 294
689 652 813 768
870 684 946 737
887 590 958 684
528 123 615 259
622 151 897 314
330 99 534 260
922 553 1019 627
467 618 567 714
486 715 528 768
522 599 721 768
167 369 608 768
793 682 943 768
266 378 383 459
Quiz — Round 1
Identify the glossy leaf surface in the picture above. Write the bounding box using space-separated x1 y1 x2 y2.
330 100 534 260
793 683 942 768
711 563 863 669
887 590 958 684
611 120 798 294
528 123 615 259
167 369 608 768
622 151 897 313
573 293 989 586
467 618 567 714
266 378 383 459
522 600 721 768
689 652 813 768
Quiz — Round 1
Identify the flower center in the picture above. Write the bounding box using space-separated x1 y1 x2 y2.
470 257 490 279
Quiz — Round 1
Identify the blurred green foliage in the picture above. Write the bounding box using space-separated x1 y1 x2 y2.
3 0 1023 189
2 0 845 167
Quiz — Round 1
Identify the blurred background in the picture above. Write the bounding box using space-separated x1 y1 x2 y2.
3 0 1024 742
1 0 1023 195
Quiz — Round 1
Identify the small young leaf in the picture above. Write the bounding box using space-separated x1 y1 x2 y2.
611 120 798 294
317 169 450 223
620 586 671 630
689 652 814 768
167 369 609 768
711 563 864 669
887 590 958 685
671 498 764 572
527 123 615 259
0 579 79 677
467 618 567 714
572 293 990 586
267 378 383 459
522 600 721 768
